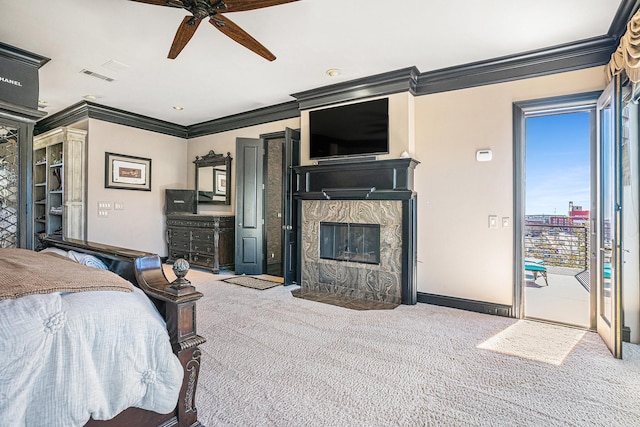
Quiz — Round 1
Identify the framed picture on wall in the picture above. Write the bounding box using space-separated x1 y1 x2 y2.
215 169 226 196
105 152 152 191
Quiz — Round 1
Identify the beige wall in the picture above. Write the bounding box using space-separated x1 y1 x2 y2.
414 66 606 305
187 117 301 216
85 119 188 255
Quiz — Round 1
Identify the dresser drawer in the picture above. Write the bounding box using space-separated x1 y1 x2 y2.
190 253 214 267
169 239 190 251
191 241 213 254
192 230 214 242
169 249 189 261
169 228 191 240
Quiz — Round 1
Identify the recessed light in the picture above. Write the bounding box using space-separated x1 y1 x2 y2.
83 95 98 101
326 68 340 77
173 106 184 111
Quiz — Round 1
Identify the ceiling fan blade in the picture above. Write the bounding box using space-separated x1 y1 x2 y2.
129 0 184 7
220 0 299 13
210 14 276 61
168 16 203 59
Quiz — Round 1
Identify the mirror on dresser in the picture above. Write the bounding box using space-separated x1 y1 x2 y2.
194 150 232 205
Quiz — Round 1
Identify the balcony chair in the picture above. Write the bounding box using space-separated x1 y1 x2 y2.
604 262 612 279
525 258 548 286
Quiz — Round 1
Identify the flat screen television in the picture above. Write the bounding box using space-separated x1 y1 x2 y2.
309 98 389 160
165 189 197 214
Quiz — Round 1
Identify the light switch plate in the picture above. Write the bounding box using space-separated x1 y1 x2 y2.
502 217 510 228
488 215 498 229
98 201 112 210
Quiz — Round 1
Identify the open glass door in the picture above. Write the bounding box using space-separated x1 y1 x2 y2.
596 75 623 358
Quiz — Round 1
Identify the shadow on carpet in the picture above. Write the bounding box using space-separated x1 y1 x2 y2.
221 276 282 290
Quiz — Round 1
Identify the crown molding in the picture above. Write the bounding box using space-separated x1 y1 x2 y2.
35 102 87 133
608 0 640 40
33 35 621 136
36 100 300 138
0 42 50 68
416 36 616 95
292 67 420 111
0 100 46 122
187 101 299 138
83 102 187 137
35 101 187 137
291 36 615 109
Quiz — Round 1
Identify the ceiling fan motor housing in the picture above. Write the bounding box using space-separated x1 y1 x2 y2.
131 0 299 60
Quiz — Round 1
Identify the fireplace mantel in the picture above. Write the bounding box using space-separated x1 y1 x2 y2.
293 157 419 201
293 158 419 305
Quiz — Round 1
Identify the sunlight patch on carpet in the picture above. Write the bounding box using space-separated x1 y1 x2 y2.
478 320 585 365
222 276 282 290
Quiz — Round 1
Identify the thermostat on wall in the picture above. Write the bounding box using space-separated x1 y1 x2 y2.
476 149 492 162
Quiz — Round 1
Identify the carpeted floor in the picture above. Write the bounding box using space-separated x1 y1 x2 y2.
175 267 640 427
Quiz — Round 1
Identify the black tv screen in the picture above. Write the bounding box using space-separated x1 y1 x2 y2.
165 189 197 214
309 98 389 160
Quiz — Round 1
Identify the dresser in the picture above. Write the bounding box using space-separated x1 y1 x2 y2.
166 214 235 273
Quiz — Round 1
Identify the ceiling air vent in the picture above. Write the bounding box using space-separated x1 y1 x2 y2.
79 69 115 82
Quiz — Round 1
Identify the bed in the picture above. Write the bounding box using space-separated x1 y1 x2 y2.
0 235 205 427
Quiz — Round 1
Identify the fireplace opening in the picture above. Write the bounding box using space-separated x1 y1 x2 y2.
319 222 380 265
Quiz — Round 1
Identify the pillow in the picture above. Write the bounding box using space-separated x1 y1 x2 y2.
80 255 109 270
67 250 109 270
40 247 69 257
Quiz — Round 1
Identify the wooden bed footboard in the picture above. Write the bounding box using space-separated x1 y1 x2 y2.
41 236 205 427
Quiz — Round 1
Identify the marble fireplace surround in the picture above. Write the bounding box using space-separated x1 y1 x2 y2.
294 158 419 305
302 199 403 304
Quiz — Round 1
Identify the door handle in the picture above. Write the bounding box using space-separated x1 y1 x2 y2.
238 223 242 227
282 225 292 231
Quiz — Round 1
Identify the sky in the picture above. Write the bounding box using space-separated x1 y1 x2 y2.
525 111 591 216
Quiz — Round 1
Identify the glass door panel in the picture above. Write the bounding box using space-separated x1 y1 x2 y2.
0 125 19 248
600 97 613 325
596 75 622 358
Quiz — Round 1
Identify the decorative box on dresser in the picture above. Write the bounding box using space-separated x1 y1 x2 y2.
166 214 235 273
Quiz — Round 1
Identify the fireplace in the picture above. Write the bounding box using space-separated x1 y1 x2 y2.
294 158 419 305
320 222 380 265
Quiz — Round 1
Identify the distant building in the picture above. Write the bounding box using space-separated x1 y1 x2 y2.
549 215 571 226
569 201 590 224
525 214 571 225
569 209 590 223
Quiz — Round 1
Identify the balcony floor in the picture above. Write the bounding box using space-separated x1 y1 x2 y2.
524 266 591 329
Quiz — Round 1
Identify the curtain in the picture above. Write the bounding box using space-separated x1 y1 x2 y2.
607 9 640 83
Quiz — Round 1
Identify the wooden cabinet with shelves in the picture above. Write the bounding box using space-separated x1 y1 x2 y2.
32 127 86 248
166 214 235 273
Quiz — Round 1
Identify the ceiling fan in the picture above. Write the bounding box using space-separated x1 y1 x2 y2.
130 0 299 61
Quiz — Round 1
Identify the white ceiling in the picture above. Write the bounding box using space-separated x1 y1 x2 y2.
0 0 624 126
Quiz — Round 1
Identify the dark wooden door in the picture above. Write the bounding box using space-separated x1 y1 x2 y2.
235 138 264 275
283 128 300 285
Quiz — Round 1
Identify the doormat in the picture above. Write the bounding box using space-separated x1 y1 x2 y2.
222 276 282 290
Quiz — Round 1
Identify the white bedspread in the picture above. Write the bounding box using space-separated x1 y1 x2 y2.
0 286 184 427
